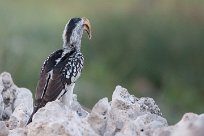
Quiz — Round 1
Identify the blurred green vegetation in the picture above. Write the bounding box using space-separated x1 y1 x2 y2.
0 0 204 124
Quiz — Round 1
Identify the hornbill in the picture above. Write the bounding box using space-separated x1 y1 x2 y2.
27 17 91 124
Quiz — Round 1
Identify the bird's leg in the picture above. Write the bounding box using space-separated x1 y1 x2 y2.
61 83 75 107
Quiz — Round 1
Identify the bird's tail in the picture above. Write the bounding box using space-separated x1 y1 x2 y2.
26 106 39 125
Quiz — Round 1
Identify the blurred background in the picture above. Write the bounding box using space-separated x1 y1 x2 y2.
0 0 203 124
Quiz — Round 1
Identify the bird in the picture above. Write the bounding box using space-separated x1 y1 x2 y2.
27 17 91 125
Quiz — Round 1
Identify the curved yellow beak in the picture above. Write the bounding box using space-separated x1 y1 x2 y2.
82 17 92 39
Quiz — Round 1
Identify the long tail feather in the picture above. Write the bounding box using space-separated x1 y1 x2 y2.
26 106 39 125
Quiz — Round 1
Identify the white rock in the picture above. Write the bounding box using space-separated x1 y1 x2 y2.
138 97 162 116
171 113 204 136
2 106 13 120
88 97 111 135
132 113 167 136
27 100 98 136
0 85 3 93
0 72 33 129
8 104 31 129
104 86 167 136
0 72 17 120
14 88 33 114
0 75 3 86
153 113 204 136
112 86 138 104
0 121 9 136
8 128 27 136
71 94 89 118
0 72 14 89
0 94 4 120
0 74 203 136
153 126 174 136
8 87 33 129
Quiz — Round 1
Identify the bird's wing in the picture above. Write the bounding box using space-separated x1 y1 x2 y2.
41 52 76 102
42 69 68 102
35 49 63 105
43 52 84 102
35 51 84 107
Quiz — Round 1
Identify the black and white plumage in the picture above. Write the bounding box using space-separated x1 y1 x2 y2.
27 17 91 124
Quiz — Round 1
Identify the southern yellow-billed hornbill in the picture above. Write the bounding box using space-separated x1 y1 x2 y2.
27 17 91 124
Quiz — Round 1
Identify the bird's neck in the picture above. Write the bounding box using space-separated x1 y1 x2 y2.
63 42 81 53
62 47 79 56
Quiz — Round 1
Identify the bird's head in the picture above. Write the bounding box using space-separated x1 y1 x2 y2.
62 17 91 52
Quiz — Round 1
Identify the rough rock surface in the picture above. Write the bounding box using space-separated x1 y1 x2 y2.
100 86 167 136
0 72 203 136
0 72 33 130
0 121 9 136
26 100 97 136
154 113 204 136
